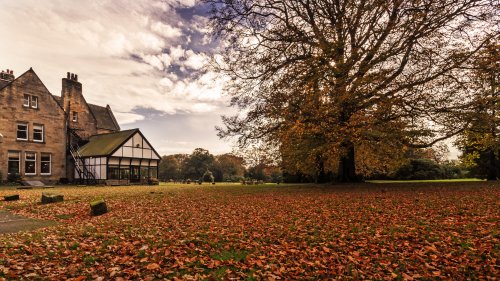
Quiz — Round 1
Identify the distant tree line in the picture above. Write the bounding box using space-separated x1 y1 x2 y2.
158 148 282 183
159 145 476 183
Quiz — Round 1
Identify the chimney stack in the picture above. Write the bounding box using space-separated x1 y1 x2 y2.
61 71 82 114
65 72 79 82
0 69 15 82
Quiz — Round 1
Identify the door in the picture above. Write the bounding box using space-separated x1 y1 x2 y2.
130 166 140 183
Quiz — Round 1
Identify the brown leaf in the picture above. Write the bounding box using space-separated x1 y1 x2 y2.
146 263 160 270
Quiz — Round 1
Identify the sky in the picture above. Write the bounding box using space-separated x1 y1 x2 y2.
0 0 461 159
0 0 235 156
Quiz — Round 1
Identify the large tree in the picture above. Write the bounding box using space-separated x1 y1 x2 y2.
457 41 499 180
181 148 216 180
159 154 189 181
208 0 497 181
212 153 246 181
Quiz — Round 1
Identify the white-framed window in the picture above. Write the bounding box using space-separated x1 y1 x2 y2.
41 153 51 175
17 123 28 140
23 95 38 109
25 152 36 175
33 124 44 142
72 111 78 122
30 96 38 109
23 94 30 107
7 151 20 175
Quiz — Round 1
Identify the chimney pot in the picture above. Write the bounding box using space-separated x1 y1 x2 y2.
67 72 70 79
75 74 78 81
10 70 13 75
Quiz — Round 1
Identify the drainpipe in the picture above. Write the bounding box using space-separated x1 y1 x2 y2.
0 133 3 183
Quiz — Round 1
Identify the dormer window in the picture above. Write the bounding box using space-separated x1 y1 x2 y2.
72 112 78 122
23 94 38 109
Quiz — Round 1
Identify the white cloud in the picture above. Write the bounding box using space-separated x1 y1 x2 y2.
151 22 182 39
159 77 174 88
184 50 207 70
191 103 217 112
169 45 185 61
0 0 233 154
142 54 165 70
176 0 197 7
114 112 146 124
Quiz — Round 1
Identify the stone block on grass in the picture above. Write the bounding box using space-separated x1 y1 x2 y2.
4 194 20 201
41 193 64 204
90 199 108 216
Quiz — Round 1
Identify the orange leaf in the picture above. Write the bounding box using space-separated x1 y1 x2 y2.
146 263 160 270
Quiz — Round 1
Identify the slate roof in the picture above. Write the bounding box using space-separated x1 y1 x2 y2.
52 95 62 107
78 129 138 157
52 95 120 132
0 79 10 90
88 104 120 131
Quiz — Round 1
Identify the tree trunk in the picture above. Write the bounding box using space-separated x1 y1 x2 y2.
486 149 497 181
315 155 329 183
337 141 360 182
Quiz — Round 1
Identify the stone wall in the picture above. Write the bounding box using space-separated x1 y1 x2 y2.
0 69 67 183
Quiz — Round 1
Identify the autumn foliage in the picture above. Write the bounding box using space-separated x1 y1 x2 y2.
0 182 498 280
209 0 497 181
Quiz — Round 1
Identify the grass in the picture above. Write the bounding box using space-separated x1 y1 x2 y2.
367 178 484 183
0 181 498 280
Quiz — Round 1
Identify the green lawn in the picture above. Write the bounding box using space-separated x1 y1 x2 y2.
0 181 498 280
367 178 485 183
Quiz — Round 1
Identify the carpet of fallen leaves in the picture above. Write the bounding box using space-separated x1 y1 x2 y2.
0 182 498 280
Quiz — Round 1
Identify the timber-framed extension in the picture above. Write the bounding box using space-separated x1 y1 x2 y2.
76 129 161 185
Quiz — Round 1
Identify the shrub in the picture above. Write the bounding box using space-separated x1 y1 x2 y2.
202 170 215 183
393 159 467 180
394 159 441 180
7 173 21 183
148 178 159 185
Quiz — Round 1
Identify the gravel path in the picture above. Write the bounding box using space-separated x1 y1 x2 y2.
0 210 56 234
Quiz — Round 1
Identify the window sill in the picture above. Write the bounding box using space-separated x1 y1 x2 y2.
40 173 52 176
16 140 46 144
25 173 36 176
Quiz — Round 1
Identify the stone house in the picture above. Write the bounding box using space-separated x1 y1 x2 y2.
0 68 160 184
